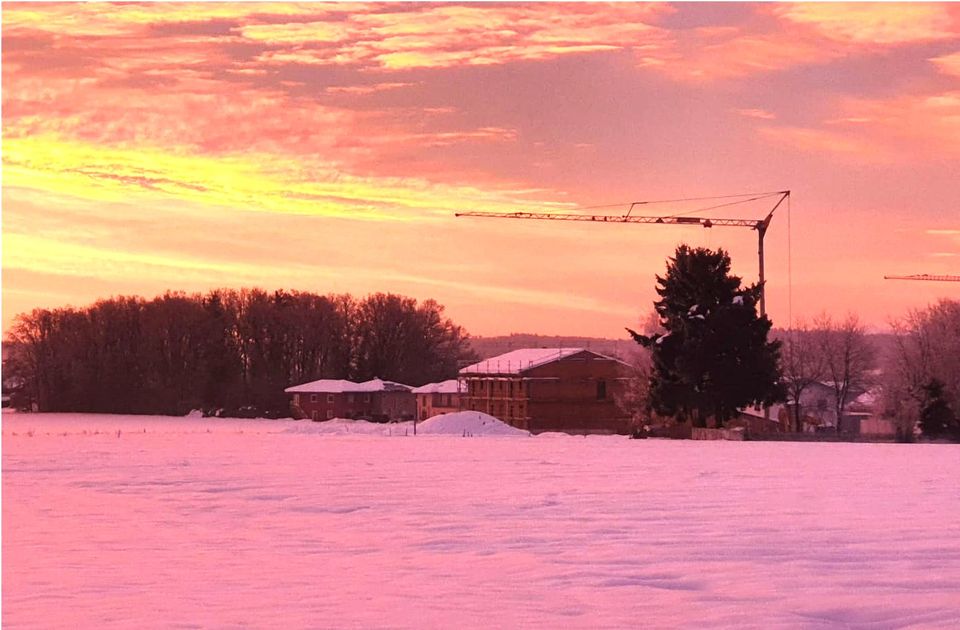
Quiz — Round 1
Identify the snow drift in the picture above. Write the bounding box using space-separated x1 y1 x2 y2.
417 411 529 436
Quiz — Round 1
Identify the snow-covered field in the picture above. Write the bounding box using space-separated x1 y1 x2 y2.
4 412 959 629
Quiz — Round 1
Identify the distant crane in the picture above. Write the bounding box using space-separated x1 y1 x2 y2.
457 190 790 318
884 274 960 282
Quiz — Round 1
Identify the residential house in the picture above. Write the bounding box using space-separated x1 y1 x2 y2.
285 378 415 422
459 348 632 434
412 379 463 420
791 381 876 434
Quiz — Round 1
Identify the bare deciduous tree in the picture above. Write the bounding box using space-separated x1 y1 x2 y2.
780 320 827 432
813 313 875 433
616 310 661 429
884 300 960 435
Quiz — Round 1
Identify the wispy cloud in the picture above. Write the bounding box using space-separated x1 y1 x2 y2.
735 108 777 120
931 50 960 77
757 89 960 161
239 4 673 71
325 82 418 96
757 125 889 161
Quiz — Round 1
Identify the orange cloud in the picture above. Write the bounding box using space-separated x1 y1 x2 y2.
665 32 845 80
931 50 960 77
242 3 673 71
774 3 960 45
758 89 960 161
2 3 338 37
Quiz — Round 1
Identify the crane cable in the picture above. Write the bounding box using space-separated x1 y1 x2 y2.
565 190 787 217
787 192 793 333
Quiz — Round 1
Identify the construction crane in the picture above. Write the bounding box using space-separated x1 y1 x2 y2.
457 190 790 318
884 274 960 282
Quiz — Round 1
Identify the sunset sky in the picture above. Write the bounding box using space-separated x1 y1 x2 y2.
3 2 959 338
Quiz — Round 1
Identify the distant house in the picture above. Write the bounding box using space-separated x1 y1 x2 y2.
284 378 415 422
790 382 876 433
459 348 632 434
734 404 790 434
411 379 463 420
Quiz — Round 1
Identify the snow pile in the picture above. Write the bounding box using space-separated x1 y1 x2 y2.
285 378 412 394
417 411 529 436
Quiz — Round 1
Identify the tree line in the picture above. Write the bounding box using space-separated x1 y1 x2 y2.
4 289 477 417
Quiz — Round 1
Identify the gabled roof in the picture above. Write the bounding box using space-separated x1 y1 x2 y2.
460 348 624 375
284 378 412 394
411 379 462 394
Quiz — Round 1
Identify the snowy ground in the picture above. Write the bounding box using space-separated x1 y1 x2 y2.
4 412 960 629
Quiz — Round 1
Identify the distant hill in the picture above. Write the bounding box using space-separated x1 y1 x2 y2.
467 334 636 361
769 329 897 360
469 331 898 364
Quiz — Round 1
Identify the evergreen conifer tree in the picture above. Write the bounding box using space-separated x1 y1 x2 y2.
918 379 957 439
629 245 784 427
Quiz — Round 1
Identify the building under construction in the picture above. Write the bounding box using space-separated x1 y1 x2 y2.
459 348 633 434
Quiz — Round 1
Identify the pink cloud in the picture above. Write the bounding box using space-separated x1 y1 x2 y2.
641 4 960 82
758 125 890 161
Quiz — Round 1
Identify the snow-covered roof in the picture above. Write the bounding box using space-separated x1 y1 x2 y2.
460 348 623 375
411 379 462 394
285 378 412 394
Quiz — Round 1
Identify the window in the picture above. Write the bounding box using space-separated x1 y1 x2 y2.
326 409 334 419
310 394 317 403
347 393 355 403
597 380 607 401
364 394 371 403
311 410 318 421
327 394 334 403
